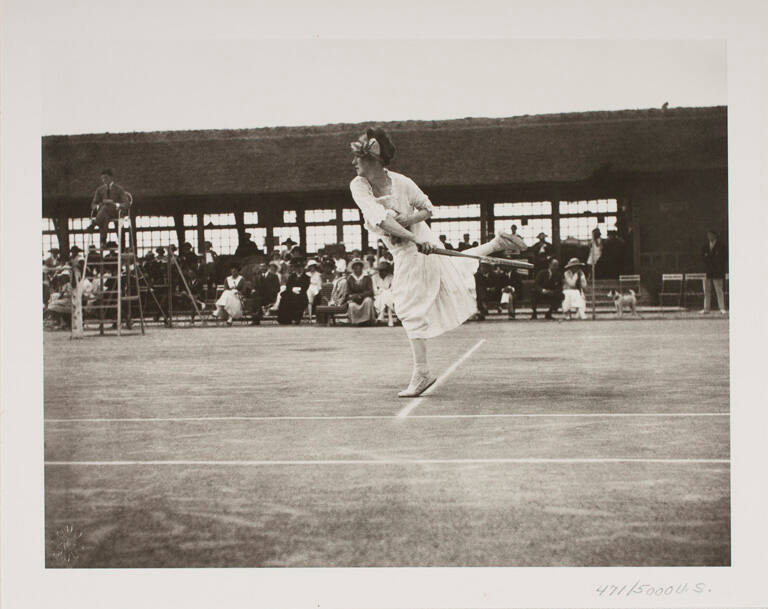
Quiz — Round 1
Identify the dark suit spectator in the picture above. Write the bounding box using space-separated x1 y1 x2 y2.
457 233 472 251
87 169 131 244
179 242 198 272
234 232 259 259
438 234 454 250
701 230 727 314
531 258 563 320
277 261 310 324
474 263 492 320
531 232 553 274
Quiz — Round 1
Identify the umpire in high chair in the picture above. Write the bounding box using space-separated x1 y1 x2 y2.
87 169 131 245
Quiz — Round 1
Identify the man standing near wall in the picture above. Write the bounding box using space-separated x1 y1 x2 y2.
701 230 727 315
87 169 130 245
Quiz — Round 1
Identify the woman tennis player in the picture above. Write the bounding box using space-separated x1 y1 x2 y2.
349 127 525 397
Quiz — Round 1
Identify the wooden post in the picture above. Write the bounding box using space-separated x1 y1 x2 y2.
167 249 173 326
336 204 344 244
551 200 561 259
591 261 596 320
70 266 83 339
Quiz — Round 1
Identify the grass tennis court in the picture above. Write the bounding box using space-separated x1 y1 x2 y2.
44 317 730 567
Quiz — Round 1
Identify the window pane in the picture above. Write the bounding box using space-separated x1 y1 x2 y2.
430 220 481 246
494 201 551 217
342 224 362 251
42 233 58 255
343 208 360 222
283 210 297 224
203 213 235 226
184 230 199 254
243 211 259 225
305 209 336 223
431 204 481 219
273 226 300 248
183 214 198 227
306 225 338 253
42 218 55 232
494 218 553 246
203 228 239 255
243 228 267 251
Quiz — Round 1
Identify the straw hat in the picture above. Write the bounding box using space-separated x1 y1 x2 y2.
305 259 320 269
564 257 585 270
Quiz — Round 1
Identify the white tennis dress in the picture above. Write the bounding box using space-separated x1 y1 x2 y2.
350 170 477 339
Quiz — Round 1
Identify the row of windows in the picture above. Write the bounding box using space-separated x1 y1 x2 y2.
44 200 619 255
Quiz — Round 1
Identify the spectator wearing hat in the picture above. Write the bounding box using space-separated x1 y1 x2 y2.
179 242 199 272
531 232 553 274
701 230 727 315
235 232 259 259
261 261 282 310
46 270 74 329
346 258 376 325
562 258 588 320
531 258 563 320
68 245 84 266
43 248 61 270
305 259 324 313
277 258 310 324
372 260 396 326
87 169 131 244
215 265 245 326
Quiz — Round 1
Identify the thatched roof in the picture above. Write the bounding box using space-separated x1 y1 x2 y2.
42 106 726 204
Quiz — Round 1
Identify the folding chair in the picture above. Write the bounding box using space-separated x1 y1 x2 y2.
683 272 707 309
619 274 641 296
659 273 683 307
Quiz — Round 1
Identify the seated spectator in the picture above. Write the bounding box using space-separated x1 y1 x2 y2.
43 248 61 272
277 258 310 325
346 258 376 326
372 260 395 326
333 252 347 275
438 234 454 250
84 245 102 277
261 262 281 310
531 258 563 320
457 233 472 251
561 258 588 320
474 263 492 321
46 270 73 329
363 254 377 275
502 267 523 320
215 265 245 326
180 242 199 272
330 270 350 306
69 245 84 267
305 259 324 313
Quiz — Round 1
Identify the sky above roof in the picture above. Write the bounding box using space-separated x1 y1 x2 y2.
42 39 725 136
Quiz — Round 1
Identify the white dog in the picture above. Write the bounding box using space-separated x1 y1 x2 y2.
607 289 641 318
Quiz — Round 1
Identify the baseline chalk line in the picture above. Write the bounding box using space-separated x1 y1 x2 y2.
44 457 731 467
396 338 486 419
44 412 730 424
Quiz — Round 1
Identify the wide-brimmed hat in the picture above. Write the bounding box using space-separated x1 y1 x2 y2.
282 237 297 246
349 257 364 269
536 232 547 239
564 257 585 270
305 259 320 269
69 245 82 253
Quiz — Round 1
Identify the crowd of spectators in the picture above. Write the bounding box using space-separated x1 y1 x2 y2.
46 224 704 329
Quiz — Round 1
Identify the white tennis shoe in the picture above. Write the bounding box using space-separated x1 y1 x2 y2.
398 374 437 398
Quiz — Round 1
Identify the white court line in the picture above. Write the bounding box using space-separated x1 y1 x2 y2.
396 338 487 419
45 412 731 423
44 458 730 466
